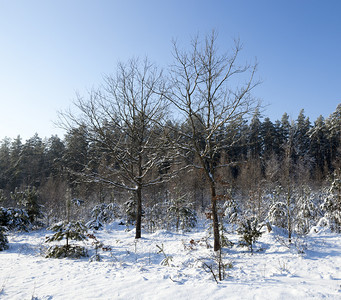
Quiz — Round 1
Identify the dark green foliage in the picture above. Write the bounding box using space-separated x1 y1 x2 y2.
46 221 88 243
45 221 88 258
45 245 88 259
0 207 30 231
0 226 9 251
12 186 44 225
86 203 120 230
238 217 262 253
124 198 137 225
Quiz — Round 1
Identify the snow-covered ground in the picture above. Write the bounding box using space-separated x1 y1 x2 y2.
1 221 341 299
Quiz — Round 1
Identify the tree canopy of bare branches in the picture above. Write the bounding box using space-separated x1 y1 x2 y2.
164 31 260 251
59 58 168 238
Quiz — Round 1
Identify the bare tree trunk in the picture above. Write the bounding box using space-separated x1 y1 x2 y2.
286 185 292 244
210 180 220 252
135 184 142 239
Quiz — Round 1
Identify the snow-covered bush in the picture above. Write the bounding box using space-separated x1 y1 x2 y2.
321 172 341 232
223 198 240 223
45 221 88 258
237 217 262 253
144 201 168 232
167 193 197 232
123 198 137 224
267 201 287 229
0 226 9 251
295 186 320 234
145 193 197 232
0 207 30 231
86 203 120 230
11 187 44 225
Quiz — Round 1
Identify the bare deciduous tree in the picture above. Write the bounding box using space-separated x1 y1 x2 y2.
164 32 259 252
59 58 168 239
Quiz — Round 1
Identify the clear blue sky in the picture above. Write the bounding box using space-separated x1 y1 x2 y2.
0 0 340 140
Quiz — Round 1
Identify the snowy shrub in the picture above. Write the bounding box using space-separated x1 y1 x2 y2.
45 244 88 259
11 187 44 225
200 249 232 283
321 173 341 233
219 223 234 248
45 221 88 258
295 186 320 234
144 201 168 232
237 217 262 253
145 193 197 232
0 207 30 231
0 226 9 251
167 194 197 232
310 217 331 234
123 198 137 224
87 233 106 262
267 201 287 229
223 198 240 223
86 203 120 230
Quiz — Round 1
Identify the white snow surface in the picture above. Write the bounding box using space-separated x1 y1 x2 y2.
1 221 341 299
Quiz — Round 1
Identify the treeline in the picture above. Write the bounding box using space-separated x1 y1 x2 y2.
0 104 340 209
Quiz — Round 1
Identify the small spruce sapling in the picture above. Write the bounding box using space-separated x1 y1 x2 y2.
238 217 262 254
167 191 197 232
11 187 44 225
87 233 104 262
124 197 137 225
45 189 88 258
45 221 88 258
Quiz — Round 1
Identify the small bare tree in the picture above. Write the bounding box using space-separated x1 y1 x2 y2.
164 32 259 252
59 58 168 239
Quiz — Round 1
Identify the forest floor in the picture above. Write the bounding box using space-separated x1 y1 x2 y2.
0 220 341 299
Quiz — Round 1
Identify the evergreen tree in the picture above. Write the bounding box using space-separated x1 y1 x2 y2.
8 136 23 191
293 109 311 160
44 135 66 178
167 190 197 232
295 185 319 234
261 117 277 159
20 134 45 187
248 109 262 159
0 138 11 189
0 226 8 251
45 220 88 258
237 217 262 254
309 115 330 179
326 104 341 167
321 169 341 232
12 186 44 225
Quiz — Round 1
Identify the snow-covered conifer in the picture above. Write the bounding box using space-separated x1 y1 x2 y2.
167 191 197 232
237 217 262 253
0 207 30 231
86 203 119 230
321 170 341 232
45 221 88 258
0 226 8 251
295 185 319 234
11 187 44 225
